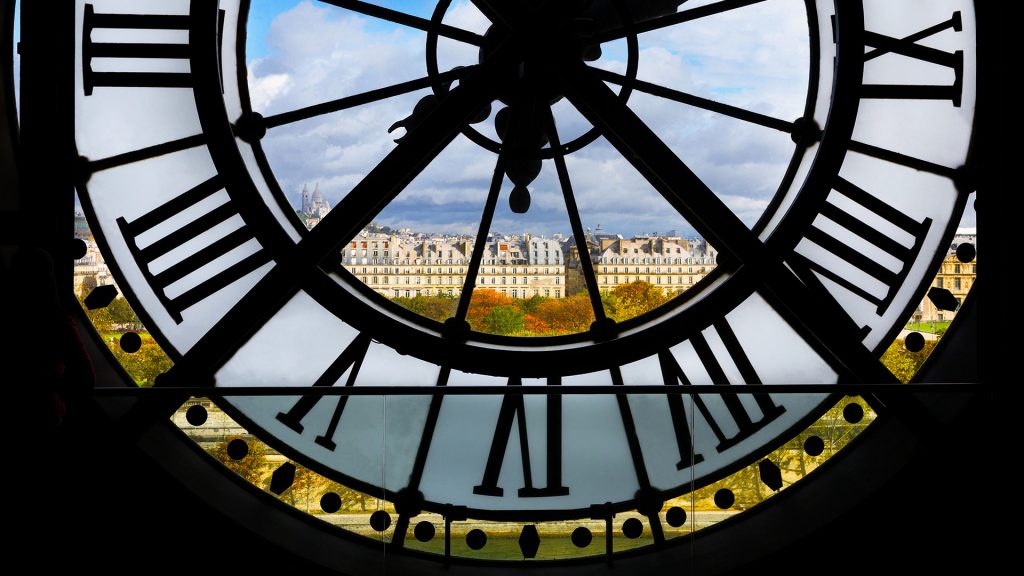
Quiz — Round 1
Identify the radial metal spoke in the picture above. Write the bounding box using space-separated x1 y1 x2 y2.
84 133 206 173
454 153 508 323
594 67 795 133
263 67 473 129
557 57 761 265
541 105 606 322
318 0 484 45
594 0 768 43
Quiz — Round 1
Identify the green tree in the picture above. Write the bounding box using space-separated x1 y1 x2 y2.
106 297 141 330
484 305 525 335
520 294 548 316
393 294 458 322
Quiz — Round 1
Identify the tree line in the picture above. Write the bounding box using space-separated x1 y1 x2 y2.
393 281 675 336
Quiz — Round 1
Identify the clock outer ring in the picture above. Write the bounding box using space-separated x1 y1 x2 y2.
189 0 875 522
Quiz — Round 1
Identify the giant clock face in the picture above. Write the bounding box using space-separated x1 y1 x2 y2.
72 0 977 564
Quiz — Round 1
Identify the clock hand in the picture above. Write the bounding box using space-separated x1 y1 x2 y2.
540 104 608 325
162 59 507 385
257 67 474 132
388 68 491 144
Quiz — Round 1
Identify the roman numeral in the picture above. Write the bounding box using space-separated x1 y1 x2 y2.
117 176 271 323
473 378 569 498
861 11 964 106
82 4 192 95
660 320 786 469
275 334 372 450
791 176 932 317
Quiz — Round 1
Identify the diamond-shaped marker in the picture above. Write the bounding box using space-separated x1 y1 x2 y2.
269 462 296 495
927 287 960 312
83 285 118 309
518 525 541 559
759 460 783 491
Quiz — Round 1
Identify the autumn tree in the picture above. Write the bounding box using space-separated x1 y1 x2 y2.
880 338 938 383
287 465 331 512
465 289 515 331
110 333 174 386
392 294 457 322
534 293 594 334
210 436 270 485
608 281 670 322
320 482 380 513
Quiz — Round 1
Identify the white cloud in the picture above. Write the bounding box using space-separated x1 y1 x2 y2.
247 68 290 111
247 0 813 237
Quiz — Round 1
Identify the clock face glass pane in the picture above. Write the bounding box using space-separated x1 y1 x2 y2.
67 0 978 566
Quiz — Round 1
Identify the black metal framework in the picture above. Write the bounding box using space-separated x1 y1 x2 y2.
31 0 986 572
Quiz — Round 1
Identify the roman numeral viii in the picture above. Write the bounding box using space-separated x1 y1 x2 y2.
861 11 964 106
660 320 786 470
117 176 272 323
82 4 192 95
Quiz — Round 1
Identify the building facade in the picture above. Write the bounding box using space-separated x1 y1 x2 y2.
915 230 977 323
566 234 718 295
73 213 116 296
341 233 566 299
299 183 331 228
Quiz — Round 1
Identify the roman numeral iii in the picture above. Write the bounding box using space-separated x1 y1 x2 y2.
82 4 193 95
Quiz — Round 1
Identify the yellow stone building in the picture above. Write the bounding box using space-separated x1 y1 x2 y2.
341 233 566 299
914 230 976 323
567 234 718 295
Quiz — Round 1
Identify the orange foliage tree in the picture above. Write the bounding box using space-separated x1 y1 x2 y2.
465 289 515 332
390 282 675 336
534 293 595 334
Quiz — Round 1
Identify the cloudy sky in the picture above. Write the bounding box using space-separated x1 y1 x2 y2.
244 0 816 238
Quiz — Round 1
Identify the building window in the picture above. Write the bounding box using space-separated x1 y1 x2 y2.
954 277 961 290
